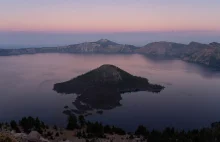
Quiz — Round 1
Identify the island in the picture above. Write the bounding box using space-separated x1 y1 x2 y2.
53 64 164 113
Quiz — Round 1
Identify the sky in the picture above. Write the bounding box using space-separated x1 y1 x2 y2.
0 0 220 47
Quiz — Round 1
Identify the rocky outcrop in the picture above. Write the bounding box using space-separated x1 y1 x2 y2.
27 131 41 142
0 132 18 142
11 131 50 142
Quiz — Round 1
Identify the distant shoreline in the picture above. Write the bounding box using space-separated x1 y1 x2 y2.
1 39 220 69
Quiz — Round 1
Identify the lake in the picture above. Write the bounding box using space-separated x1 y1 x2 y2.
0 53 220 132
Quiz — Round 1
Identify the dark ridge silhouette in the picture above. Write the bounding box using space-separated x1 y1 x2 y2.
53 64 164 112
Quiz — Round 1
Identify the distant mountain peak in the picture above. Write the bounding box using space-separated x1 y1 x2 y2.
95 39 119 46
97 39 110 43
189 41 202 45
94 64 125 81
188 41 210 48
98 64 118 69
209 42 220 47
82 64 128 82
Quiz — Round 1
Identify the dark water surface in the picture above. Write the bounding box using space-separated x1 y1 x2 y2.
0 53 220 131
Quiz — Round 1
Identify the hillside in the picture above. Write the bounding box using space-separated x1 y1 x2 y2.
1 39 220 69
136 41 220 68
180 42 220 68
136 41 186 57
0 39 136 56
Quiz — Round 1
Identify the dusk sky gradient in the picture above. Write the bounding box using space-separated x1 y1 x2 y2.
0 0 220 47
1 0 220 32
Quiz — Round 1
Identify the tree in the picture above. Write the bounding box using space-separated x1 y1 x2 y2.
148 130 161 142
19 116 36 133
77 131 82 138
53 125 58 130
10 120 17 129
135 125 149 136
35 117 41 129
78 115 86 127
82 131 86 138
112 126 126 135
10 120 20 133
86 121 104 137
162 127 175 139
66 115 78 130
55 132 59 137
19 116 45 133
104 125 112 134
129 134 134 139
35 117 43 134
41 121 46 129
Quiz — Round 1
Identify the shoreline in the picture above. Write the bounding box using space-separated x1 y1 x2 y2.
1 116 220 142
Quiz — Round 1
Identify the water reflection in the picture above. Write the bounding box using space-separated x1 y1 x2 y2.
0 53 220 131
142 55 220 79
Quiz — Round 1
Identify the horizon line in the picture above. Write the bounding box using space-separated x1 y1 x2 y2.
1 30 220 34
0 38 219 48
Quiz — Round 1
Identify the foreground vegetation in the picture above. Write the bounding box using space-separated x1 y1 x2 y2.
2 115 220 142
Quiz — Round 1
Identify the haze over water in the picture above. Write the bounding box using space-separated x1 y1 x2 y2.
0 53 220 131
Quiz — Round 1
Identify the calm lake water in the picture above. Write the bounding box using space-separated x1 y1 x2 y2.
0 53 220 132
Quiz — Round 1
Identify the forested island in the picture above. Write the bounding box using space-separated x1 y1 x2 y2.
54 64 164 113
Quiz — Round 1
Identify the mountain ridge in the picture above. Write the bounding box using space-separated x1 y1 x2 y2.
0 39 220 69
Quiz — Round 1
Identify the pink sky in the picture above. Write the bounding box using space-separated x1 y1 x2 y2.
0 0 220 32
